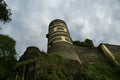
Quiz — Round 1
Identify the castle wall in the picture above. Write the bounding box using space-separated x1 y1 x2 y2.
75 46 108 64
100 44 119 65
101 44 120 65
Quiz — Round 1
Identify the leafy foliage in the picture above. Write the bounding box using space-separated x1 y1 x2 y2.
0 35 119 80
17 51 74 80
0 34 16 57
0 0 11 23
79 64 120 80
0 56 16 80
0 34 17 80
17 49 120 80
73 39 94 48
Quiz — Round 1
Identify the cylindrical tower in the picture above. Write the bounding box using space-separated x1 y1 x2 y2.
46 19 81 63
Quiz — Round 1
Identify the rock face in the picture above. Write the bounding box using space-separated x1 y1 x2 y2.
46 19 81 63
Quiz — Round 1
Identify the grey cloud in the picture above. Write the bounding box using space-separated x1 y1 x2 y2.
1 0 120 56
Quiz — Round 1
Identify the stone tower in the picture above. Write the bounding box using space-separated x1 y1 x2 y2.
46 19 81 63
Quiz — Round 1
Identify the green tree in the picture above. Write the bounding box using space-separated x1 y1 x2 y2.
0 34 16 57
84 39 94 48
73 39 94 48
0 0 12 23
0 34 17 80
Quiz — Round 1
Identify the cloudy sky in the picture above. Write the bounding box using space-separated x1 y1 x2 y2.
0 0 120 56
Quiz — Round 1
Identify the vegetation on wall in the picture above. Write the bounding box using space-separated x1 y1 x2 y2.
16 48 120 80
73 39 94 48
0 35 120 80
79 64 120 80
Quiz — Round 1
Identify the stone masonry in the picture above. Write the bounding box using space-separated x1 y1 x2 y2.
46 19 81 63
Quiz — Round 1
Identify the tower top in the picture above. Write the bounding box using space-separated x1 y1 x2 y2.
49 19 67 27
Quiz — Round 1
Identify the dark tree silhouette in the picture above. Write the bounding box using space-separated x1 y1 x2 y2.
73 39 94 48
0 34 17 80
0 0 12 23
